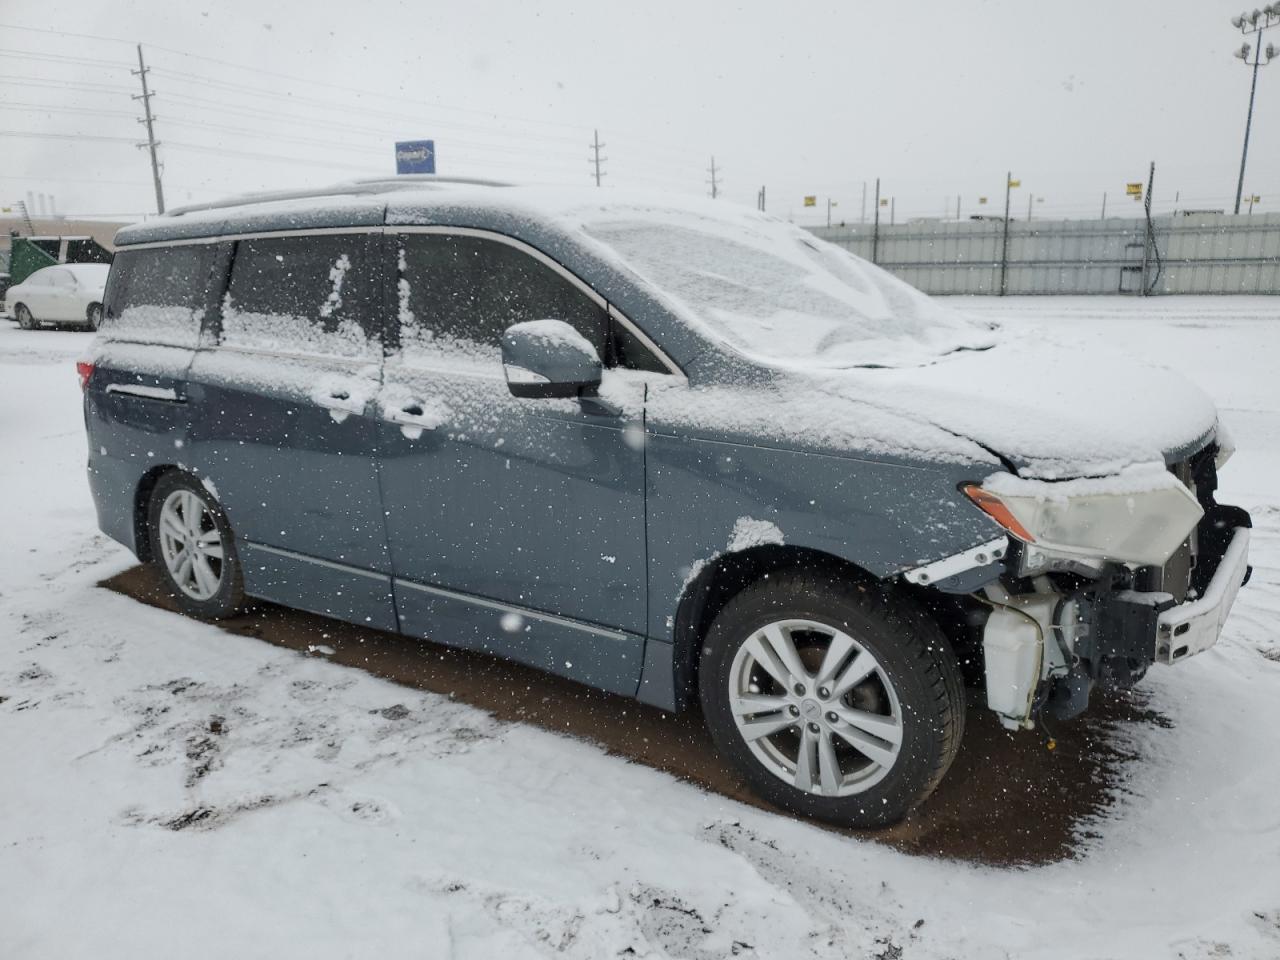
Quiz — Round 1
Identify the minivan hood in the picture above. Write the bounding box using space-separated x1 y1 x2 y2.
832 339 1220 478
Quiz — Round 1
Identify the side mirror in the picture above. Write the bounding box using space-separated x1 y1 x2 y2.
501 319 602 399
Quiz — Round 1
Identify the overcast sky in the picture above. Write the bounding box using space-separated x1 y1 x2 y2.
1 0 1276 225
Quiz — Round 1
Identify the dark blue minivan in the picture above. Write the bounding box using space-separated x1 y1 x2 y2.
82 178 1251 827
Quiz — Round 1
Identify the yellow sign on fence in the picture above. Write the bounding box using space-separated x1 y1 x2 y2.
1126 182 1143 196
803 195 816 207
1008 178 1021 188
879 198 889 207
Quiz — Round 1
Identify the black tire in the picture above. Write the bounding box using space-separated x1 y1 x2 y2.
86 303 103 330
146 471 246 620
698 570 965 829
14 304 36 330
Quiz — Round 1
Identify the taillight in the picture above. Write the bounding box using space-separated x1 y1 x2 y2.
76 360 95 390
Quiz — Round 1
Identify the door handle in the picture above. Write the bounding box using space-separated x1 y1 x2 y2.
384 401 444 439
314 388 367 422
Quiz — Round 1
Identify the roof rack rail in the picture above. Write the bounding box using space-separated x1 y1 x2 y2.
164 175 512 219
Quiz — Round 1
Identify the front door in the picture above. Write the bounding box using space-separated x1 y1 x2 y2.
184 231 396 630
375 230 659 694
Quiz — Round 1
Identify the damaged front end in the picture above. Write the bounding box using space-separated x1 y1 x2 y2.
907 442 1252 731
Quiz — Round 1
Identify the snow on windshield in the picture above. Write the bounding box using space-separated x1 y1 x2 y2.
582 212 992 368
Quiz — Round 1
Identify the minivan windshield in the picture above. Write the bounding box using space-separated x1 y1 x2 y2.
583 213 993 369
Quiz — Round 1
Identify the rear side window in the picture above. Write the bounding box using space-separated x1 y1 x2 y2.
101 245 215 347
221 235 379 360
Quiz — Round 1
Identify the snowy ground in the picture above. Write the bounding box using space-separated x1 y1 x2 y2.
2 296 1279 959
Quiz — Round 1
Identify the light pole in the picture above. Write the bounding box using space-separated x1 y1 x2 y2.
1230 6 1279 214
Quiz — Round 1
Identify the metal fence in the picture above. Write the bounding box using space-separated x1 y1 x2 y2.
808 212 1280 295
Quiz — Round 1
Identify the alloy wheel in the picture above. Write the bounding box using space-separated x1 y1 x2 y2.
158 488 225 601
728 618 904 797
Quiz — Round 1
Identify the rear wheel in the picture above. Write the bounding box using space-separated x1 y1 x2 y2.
86 303 102 330
698 571 965 828
14 304 35 330
147 472 245 620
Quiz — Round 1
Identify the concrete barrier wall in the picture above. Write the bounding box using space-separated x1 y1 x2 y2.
809 212 1280 295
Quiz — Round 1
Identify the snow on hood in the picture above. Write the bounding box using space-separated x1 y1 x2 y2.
838 338 1220 478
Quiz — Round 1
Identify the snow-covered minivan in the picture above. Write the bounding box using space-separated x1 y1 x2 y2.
81 178 1252 828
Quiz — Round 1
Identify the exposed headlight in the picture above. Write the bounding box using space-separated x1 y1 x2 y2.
963 465 1204 567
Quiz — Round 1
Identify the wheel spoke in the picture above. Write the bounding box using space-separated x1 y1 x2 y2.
160 512 186 542
744 631 792 688
181 491 203 536
794 724 819 791
739 712 797 742
730 693 791 717
758 623 809 685
164 542 188 575
815 630 858 689
828 652 879 701
191 554 220 597
175 552 194 589
817 729 842 795
201 542 224 560
835 705 903 745
831 706 901 768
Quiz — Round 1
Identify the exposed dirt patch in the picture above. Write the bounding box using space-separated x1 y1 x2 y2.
101 564 1166 866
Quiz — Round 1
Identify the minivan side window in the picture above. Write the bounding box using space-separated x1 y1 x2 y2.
397 233 668 373
101 244 215 347
221 235 379 360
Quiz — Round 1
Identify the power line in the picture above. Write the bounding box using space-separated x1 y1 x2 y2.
0 172 151 187
0 21 714 158
0 130 137 144
0 101 137 118
0 75 134 94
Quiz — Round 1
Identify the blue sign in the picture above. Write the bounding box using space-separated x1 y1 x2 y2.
395 140 436 175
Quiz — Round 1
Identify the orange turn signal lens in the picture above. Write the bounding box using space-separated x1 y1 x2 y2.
961 484 1036 543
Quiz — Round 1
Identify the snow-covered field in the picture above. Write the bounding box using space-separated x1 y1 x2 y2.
2 295 1279 959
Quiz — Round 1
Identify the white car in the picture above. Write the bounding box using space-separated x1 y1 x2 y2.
4 263 111 330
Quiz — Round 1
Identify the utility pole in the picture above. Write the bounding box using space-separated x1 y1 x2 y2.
14 199 33 236
826 197 837 228
132 44 165 215
956 195 961 220
872 178 881 264
1140 161 1158 296
758 184 766 212
1027 193 1033 221
861 181 867 224
1000 171 1016 296
1101 192 1107 219
707 156 720 199
890 197 895 225
1229 9 1277 214
589 129 606 187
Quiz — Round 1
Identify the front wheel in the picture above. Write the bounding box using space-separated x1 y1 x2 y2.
147 472 245 619
698 571 965 828
14 304 36 330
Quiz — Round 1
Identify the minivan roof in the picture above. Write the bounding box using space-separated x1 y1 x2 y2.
111 177 769 248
